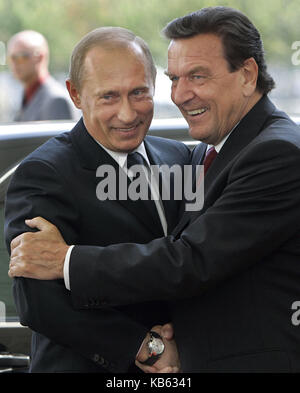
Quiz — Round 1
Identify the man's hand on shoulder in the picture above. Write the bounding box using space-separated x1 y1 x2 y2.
8 217 68 280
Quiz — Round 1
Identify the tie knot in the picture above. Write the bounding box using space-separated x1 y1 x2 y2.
203 146 217 175
127 152 146 169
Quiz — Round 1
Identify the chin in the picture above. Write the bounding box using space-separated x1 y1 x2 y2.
189 127 205 142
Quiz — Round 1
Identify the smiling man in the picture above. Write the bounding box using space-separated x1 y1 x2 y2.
166 33 261 145
7 7 300 372
67 42 154 152
5 27 189 373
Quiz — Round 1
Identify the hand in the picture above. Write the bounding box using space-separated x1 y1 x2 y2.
135 323 180 373
8 217 68 280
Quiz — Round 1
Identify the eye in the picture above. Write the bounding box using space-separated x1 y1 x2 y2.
192 74 204 80
100 92 118 102
169 75 179 83
103 94 113 100
131 88 149 99
132 89 143 96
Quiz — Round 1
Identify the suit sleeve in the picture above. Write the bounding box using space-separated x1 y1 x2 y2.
4 159 148 372
69 138 300 307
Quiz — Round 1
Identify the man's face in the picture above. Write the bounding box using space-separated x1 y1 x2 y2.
167 33 254 145
7 40 39 84
70 44 154 153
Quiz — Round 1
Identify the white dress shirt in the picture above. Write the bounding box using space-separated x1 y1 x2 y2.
63 141 167 290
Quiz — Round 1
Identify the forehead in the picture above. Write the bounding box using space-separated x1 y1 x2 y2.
8 39 32 54
167 33 227 73
83 44 151 83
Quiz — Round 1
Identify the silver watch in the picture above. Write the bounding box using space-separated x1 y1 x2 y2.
141 331 165 366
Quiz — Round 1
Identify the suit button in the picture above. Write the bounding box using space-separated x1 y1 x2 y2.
93 354 105 365
93 354 100 362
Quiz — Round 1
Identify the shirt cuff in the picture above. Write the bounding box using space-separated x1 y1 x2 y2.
63 245 74 291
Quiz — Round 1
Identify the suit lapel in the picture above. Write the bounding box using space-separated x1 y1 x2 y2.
204 96 276 190
70 118 117 170
70 120 164 237
16 84 45 121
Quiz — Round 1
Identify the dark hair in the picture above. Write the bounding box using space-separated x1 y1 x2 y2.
162 6 275 94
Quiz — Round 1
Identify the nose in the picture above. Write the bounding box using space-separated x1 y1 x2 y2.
117 97 138 124
171 78 194 107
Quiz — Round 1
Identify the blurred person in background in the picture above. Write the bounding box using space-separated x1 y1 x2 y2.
7 30 75 121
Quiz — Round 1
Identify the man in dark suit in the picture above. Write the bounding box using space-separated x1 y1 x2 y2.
7 30 75 121
5 27 189 372
8 8 300 372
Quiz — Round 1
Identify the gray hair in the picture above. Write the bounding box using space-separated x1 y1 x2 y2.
162 7 275 95
69 27 157 90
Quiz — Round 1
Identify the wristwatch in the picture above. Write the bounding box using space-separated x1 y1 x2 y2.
140 331 165 366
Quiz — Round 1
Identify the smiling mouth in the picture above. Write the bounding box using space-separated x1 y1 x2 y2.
113 123 141 132
186 108 208 116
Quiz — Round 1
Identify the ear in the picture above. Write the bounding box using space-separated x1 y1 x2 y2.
33 51 44 65
66 79 82 109
241 57 259 97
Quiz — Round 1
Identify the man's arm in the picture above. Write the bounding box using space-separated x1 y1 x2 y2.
9 139 300 308
71 139 300 306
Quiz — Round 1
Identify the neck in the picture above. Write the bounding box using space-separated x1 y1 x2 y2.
242 91 263 119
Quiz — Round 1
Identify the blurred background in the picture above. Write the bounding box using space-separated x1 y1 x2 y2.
0 0 300 121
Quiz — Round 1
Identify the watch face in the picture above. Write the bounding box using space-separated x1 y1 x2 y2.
149 337 165 355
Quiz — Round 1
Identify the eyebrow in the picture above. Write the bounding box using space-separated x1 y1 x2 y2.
95 86 150 97
130 86 150 92
164 65 211 78
94 89 118 97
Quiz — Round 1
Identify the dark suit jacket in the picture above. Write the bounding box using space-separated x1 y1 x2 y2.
4 118 190 373
14 76 75 121
67 96 300 372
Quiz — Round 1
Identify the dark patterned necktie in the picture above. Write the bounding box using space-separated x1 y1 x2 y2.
127 152 146 175
127 152 150 196
126 152 162 227
203 146 217 175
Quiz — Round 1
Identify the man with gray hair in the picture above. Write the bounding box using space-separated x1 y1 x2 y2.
7 30 75 121
5 26 188 373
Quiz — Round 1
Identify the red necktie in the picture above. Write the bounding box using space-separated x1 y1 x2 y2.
203 146 217 175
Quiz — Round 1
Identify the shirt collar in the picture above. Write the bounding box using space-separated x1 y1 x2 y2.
207 121 240 153
93 139 149 169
